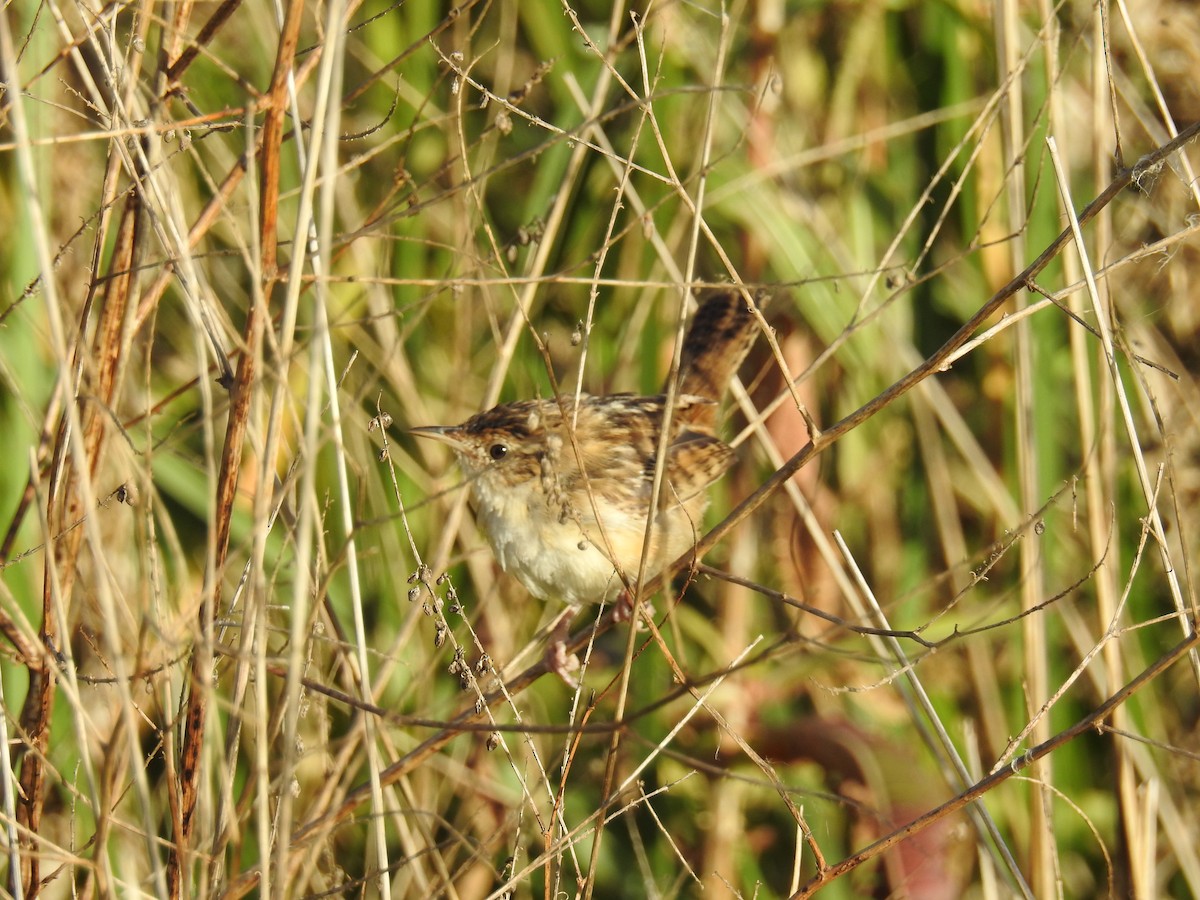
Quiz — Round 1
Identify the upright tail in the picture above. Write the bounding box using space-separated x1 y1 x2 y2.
674 291 763 427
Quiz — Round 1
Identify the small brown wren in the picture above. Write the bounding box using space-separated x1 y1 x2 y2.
412 292 760 673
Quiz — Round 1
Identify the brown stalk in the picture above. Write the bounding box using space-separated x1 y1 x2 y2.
256 0 305 280
163 203 265 900
165 0 243 84
16 172 143 900
3 86 136 899
167 1 303 893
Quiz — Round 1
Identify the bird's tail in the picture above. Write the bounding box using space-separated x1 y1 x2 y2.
674 290 765 427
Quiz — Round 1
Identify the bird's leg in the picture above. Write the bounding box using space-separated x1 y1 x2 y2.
544 609 581 687
612 589 652 628
612 588 635 623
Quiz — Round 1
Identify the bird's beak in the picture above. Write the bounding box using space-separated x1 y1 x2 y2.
410 425 465 451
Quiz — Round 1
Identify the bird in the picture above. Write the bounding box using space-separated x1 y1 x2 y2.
412 291 761 680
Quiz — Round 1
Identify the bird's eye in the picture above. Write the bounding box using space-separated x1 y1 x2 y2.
488 443 508 461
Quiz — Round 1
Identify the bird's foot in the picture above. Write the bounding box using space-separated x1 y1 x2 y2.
545 612 581 687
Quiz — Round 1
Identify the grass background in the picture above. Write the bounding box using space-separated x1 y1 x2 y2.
2 0 1199 897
